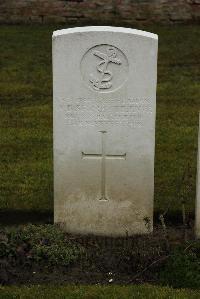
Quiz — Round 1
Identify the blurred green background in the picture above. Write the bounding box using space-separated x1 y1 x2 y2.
0 25 199 221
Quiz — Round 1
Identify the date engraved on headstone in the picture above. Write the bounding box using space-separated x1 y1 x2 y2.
61 98 152 127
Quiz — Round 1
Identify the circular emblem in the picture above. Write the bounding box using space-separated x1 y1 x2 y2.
81 44 128 93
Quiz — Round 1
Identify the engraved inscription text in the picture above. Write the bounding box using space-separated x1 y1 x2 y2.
61 97 153 128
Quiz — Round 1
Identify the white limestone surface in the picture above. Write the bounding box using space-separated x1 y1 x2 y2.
53 26 158 236
195 113 200 239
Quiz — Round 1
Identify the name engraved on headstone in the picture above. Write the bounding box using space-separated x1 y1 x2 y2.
61 97 152 127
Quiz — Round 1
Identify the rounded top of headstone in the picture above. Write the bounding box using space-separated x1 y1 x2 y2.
52 26 158 40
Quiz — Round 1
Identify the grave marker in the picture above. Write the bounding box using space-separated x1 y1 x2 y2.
195 113 200 239
53 26 158 236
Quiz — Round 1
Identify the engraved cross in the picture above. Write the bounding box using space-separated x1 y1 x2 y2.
82 131 126 201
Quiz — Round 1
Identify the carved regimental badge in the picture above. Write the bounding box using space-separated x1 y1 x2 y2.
81 44 128 93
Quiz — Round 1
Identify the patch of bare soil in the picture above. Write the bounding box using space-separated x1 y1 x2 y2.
0 225 194 286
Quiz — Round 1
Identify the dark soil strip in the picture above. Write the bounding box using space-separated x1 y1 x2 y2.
0 209 194 226
0 209 53 225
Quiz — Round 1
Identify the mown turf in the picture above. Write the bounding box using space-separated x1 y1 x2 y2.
0 24 199 216
1 284 200 299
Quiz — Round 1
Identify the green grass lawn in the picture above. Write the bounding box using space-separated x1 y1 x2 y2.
0 24 199 216
1 284 200 299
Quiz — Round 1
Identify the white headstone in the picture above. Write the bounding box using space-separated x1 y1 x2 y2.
195 113 200 239
53 26 158 236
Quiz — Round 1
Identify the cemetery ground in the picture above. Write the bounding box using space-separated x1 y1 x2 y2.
0 24 200 296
